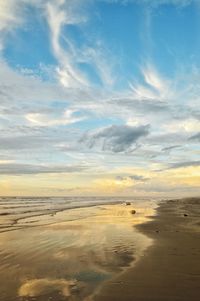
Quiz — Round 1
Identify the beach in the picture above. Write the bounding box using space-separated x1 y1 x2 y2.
1 2 200 301
0 197 199 301
0 197 156 301
94 198 200 301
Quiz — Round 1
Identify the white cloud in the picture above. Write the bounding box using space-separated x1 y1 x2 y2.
0 0 23 32
0 60 66 104
163 119 200 133
0 0 23 50
26 109 86 126
142 65 169 97
130 82 157 100
82 46 117 87
0 0 46 49
46 0 89 88
130 64 170 101
0 0 91 88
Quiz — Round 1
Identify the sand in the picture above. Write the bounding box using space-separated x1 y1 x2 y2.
94 198 200 301
0 201 156 301
1 198 199 301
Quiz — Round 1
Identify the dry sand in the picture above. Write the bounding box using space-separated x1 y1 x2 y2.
94 198 200 301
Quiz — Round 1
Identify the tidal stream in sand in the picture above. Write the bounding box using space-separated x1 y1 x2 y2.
0 197 157 301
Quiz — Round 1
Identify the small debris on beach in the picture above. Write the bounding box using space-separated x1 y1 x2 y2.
125 202 131 206
183 213 188 217
131 209 136 215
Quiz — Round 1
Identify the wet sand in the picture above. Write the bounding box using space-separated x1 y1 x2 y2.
0 200 156 301
94 198 200 301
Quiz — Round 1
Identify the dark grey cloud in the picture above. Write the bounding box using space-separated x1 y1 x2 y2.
116 175 149 182
191 109 200 121
134 183 200 194
0 163 90 175
161 145 181 152
129 175 149 181
189 132 200 142
109 97 170 114
81 124 150 153
167 160 200 170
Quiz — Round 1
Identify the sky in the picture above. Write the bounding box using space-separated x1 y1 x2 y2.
0 0 199 197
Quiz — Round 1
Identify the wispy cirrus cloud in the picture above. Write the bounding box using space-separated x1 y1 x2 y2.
130 64 171 101
45 0 89 88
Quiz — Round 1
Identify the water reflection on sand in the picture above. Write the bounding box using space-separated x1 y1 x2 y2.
0 202 156 301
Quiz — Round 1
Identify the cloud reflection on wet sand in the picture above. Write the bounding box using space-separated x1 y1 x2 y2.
0 202 156 301
18 278 78 298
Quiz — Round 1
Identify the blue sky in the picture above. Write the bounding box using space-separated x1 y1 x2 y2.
0 0 199 197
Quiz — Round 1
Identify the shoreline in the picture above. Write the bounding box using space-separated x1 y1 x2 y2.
93 197 200 301
0 198 157 233
0 200 156 301
0 199 125 234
